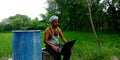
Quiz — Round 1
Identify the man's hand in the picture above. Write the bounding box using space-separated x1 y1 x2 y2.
51 45 59 52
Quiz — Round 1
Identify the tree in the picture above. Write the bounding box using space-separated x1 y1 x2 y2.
0 22 4 31
102 0 120 33
45 0 120 33
10 18 24 30
0 18 12 31
9 14 31 30
40 14 50 28
9 14 31 26
27 18 39 30
86 0 101 47
46 0 58 21
55 0 90 31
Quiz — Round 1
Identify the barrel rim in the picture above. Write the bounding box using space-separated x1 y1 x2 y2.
12 30 41 32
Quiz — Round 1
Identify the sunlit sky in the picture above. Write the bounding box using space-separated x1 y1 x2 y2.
0 0 47 22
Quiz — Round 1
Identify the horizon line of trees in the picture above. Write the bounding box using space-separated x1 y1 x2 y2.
42 0 120 33
0 0 120 33
0 14 49 32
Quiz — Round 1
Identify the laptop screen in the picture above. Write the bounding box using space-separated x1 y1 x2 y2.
60 40 76 53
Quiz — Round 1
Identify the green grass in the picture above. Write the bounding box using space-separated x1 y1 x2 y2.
63 31 120 60
0 32 12 58
0 31 120 60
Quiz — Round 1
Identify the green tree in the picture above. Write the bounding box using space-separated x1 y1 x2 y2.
55 0 89 31
40 14 50 28
45 0 58 21
27 18 43 30
45 0 120 33
0 22 4 31
0 18 12 31
9 14 31 30
10 18 24 30
102 0 120 33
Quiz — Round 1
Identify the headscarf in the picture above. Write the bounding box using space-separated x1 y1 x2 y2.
49 15 58 23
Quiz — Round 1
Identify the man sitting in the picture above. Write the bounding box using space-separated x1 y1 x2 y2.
44 15 71 60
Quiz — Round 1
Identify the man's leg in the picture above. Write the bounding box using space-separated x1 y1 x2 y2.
46 46 61 60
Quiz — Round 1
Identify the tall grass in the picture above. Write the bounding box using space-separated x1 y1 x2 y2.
63 31 120 60
0 32 12 58
0 31 120 60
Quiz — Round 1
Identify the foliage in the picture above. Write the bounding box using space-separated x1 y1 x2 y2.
27 18 48 30
101 0 120 33
0 0 120 33
55 0 89 31
0 14 48 31
45 0 120 33
9 14 31 30
0 19 12 31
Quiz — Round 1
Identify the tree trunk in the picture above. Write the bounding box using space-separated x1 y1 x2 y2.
86 0 101 47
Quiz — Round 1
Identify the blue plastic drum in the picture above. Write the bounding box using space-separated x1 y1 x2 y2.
12 30 42 60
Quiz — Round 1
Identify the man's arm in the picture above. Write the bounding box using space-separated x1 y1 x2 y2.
44 28 52 46
58 28 68 43
58 28 73 51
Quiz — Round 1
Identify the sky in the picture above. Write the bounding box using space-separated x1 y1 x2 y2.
0 0 47 22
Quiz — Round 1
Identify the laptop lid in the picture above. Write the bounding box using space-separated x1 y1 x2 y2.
61 40 76 52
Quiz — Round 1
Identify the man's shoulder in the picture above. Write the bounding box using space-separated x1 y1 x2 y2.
46 27 50 30
45 27 50 32
57 27 62 32
57 27 61 30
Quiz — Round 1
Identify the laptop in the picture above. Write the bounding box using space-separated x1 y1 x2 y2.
59 40 76 53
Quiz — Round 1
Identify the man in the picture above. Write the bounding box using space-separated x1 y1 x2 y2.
44 15 71 60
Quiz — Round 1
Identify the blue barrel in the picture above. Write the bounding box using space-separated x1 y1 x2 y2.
12 30 42 60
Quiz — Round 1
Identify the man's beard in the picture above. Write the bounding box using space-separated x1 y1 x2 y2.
53 24 58 28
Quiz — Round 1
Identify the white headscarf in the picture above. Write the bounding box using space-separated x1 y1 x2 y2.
49 15 58 23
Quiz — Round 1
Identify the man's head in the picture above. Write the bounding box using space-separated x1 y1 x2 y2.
49 15 59 27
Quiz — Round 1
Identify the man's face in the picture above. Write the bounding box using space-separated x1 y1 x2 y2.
52 19 59 27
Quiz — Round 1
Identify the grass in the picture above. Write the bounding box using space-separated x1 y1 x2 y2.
0 31 120 60
0 32 12 58
63 31 120 60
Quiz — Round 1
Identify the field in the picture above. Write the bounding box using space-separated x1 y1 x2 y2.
0 31 120 60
